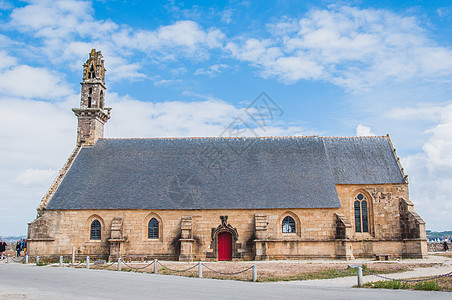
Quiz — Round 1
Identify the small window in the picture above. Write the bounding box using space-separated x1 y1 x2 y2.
148 218 159 239
354 193 369 233
100 91 104 109
88 88 92 94
90 220 101 240
83 122 90 137
282 216 296 233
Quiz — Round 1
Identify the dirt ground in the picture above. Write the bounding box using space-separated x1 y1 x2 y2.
101 254 451 282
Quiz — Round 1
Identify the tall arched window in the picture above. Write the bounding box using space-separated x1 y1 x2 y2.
354 193 369 233
148 218 159 239
282 216 296 233
90 220 101 240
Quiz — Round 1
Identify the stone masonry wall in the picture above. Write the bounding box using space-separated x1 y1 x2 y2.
335 184 410 241
28 183 426 260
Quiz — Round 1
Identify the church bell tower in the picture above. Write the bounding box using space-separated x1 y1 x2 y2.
72 49 111 145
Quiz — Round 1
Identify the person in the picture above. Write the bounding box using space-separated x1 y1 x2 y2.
23 240 27 256
444 240 449 252
0 239 6 259
16 241 21 257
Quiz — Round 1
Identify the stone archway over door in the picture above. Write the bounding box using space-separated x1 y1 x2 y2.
218 231 232 261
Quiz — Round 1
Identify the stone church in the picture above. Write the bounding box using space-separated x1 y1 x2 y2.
28 49 427 261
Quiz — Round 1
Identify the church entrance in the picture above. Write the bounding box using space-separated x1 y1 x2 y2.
218 231 232 261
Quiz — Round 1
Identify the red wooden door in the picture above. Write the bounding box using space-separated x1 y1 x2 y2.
218 232 232 261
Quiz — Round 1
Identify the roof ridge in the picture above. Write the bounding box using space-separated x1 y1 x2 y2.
100 135 388 140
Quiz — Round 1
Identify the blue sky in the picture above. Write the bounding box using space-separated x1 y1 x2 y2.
0 0 452 235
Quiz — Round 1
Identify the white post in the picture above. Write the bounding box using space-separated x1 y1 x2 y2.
252 265 257 282
86 256 90 269
36 256 39 265
357 266 363 287
25 255 29 264
59 256 63 267
117 257 121 271
6 254 10 264
71 247 75 266
198 262 202 278
154 259 158 274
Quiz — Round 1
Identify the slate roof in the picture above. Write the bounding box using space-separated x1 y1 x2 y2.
46 136 405 210
323 137 405 184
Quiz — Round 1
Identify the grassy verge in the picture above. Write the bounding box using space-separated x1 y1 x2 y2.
364 277 451 291
58 261 445 283
76 263 414 282
257 265 408 282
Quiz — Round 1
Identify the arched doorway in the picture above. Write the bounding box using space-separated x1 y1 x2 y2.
218 231 232 261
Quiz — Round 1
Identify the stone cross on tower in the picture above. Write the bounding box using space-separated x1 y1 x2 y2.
72 49 111 145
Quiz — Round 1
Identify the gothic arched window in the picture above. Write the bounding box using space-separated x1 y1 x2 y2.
148 218 159 239
354 193 369 233
282 216 296 233
90 220 101 240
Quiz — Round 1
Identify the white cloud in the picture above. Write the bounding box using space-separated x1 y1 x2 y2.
0 34 15 48
385 105 444 122
154 79 183 87
0 50 17 69
111 20 224 61
103 92 306 139
421 104 452 168
0 95 77 235
194 64 230 76
221 9 233 24
228 6 452 90
106 93 242 138
402 103 452 230
9 0 106 37
7 1 224 81
356 124 375 136
0 65 73 99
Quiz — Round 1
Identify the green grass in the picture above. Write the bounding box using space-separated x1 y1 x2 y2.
364 280 441 291
414 281 441 291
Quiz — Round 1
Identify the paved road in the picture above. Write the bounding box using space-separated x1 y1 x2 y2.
0 264 450 299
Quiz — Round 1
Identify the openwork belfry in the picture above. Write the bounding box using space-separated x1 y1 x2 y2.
27 49 427 261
